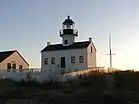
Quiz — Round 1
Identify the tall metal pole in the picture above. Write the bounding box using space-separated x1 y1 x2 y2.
109 35 112 70
106 35 115 72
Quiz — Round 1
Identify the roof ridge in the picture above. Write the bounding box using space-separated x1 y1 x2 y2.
0 50 16 53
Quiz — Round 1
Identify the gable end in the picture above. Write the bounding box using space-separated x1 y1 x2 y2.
14 50 29 66
87 42 97 52
0 50 29 66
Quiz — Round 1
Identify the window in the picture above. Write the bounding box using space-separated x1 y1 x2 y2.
7 63 11 69
12 63 16 69
44 58 48 65
19 65 23 69
64 40 68 44
79 56 84 63
71 56 75 63
51 57 55 64
91 46 93 53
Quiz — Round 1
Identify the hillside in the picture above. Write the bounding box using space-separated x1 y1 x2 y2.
0 70 139 104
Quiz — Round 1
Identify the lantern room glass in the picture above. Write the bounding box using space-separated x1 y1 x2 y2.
62 24 75 29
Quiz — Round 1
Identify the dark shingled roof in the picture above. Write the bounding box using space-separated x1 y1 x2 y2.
41 41 93 52
0 50 15 63
62 16 75 25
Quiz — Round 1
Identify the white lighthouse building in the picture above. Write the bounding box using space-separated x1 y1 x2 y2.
41 16 97 73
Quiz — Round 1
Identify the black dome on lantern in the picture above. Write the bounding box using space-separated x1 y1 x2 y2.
62 16 75 25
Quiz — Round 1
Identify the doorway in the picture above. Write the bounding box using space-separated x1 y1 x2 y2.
61 57 65 68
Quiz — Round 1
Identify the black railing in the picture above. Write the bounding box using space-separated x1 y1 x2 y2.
60 29 78 36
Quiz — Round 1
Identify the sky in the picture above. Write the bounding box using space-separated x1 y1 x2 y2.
0 0 139 70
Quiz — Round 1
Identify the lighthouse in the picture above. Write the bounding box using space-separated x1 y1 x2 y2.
41 16 97 72
60 16 78 46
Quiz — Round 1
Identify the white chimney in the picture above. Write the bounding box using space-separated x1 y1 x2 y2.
89 37 92 42
47 42 51 46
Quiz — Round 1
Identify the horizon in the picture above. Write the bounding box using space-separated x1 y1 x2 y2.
0 0 139 70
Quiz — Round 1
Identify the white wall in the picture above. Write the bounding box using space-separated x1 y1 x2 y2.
61 35 75 46
0 67 106 82
0 68 87 82
87 43 97 68
0 68 64 82
41 48 87 72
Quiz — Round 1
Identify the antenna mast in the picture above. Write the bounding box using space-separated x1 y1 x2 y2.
106 35 116 72
67 12 70 17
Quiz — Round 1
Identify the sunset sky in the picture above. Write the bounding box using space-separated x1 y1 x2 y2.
0 0 139 70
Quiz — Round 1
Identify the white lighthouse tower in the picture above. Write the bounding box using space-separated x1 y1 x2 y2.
60 16 78 46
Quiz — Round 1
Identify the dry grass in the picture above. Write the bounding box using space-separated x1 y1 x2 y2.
0 70 139 104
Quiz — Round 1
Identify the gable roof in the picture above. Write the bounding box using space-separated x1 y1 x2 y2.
41 41 96 52
0 50 29 66
0 50 15 63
